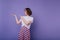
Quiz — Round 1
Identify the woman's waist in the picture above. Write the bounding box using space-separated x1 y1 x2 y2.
21 25 30 29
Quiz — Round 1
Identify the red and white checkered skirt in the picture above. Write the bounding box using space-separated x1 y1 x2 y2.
18 26 30 40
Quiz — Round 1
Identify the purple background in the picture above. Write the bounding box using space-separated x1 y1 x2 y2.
0 0 60 40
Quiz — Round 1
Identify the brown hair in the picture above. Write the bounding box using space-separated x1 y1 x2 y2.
25 8 32 16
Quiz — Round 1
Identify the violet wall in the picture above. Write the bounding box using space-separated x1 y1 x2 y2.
0 0 60 40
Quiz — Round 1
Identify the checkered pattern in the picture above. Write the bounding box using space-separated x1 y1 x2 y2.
18 26 30 40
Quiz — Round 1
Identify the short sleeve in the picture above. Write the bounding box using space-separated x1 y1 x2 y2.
28 17 34 23
31 17 34 23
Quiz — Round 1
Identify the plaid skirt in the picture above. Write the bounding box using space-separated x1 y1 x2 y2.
18 26 30 40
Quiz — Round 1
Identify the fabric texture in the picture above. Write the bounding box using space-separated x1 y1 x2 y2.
20 16 33 29
18 26 30 40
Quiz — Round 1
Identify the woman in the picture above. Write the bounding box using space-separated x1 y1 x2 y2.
12 8 33 40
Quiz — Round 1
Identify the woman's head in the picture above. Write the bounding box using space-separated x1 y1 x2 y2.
24 8 32 16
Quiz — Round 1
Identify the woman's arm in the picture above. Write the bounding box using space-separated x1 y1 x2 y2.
11 14 21 24
14 15 21 24
21 16 31 25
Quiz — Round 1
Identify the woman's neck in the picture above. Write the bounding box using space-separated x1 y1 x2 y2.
26 15 30 16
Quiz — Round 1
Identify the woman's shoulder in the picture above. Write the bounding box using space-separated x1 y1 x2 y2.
28 16 34 21
23 16 34 19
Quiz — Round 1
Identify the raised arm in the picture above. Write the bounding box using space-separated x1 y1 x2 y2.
14 15 21 24
11 14 21 24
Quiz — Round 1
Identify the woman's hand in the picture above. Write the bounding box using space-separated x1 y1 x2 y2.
11 14 16 17
11 14 20 24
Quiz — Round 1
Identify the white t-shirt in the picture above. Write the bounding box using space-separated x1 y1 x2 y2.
20 16 33 29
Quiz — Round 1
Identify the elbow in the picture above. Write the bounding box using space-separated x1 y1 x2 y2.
26 23 30 25
26 22 31 25
26 21 31 25
26 23 29 25
16 22 20 25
